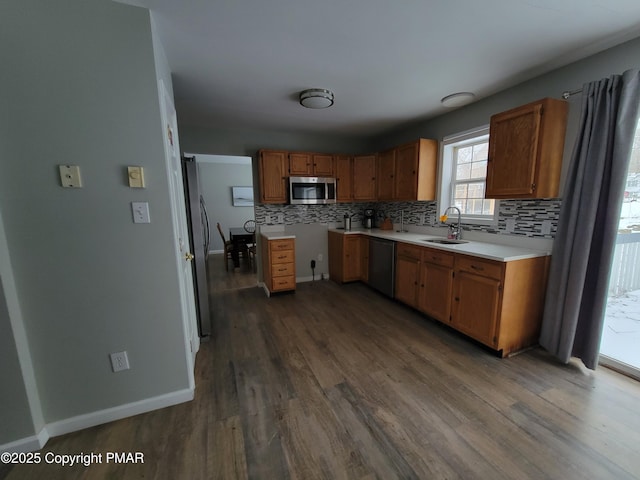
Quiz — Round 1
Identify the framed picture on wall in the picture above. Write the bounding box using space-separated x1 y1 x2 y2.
232 186 254 207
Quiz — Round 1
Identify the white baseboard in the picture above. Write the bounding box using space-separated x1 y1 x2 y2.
1 388 194 453
0 428 49 453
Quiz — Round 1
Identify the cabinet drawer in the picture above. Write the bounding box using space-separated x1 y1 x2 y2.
396 242 422 260
272 262 295 277
270 239 295 252
272 275 296 291
272 249 294 264
456 255 503 280
422 248 454 268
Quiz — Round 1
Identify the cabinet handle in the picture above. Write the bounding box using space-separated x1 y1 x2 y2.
455 297 460 302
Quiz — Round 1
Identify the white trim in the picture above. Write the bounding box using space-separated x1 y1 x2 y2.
439 125 498 226
599 355 640 382
46 388 194 438
0 428 49 454
1 388 194 453
183 153 252 165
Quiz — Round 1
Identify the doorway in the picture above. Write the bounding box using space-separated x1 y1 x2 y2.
600 120 640 380
185 154 257 291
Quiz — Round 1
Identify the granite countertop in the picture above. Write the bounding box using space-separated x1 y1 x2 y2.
328 227 550 262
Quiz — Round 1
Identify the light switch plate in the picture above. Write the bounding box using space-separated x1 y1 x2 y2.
505 218 516 233
541 220 552 235
127 166 145 188
131 202 151 223
59 165 82 188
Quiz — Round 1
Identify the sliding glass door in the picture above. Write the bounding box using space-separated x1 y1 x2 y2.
600 121 640 379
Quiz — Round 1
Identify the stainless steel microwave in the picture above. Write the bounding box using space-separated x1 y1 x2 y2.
289 176 337 204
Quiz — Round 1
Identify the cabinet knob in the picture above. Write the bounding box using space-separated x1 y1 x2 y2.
454 297 460 302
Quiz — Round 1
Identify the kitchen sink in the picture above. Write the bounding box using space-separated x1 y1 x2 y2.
422 238 469 245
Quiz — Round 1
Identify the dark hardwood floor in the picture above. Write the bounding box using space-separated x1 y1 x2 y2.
4 266 640 479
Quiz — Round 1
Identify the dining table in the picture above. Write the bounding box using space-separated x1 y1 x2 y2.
229 227 255 268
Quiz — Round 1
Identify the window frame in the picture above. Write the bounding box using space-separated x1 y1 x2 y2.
438 125 498 226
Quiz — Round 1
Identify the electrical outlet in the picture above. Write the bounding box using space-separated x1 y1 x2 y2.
318 253 323 262
541 220 552 235
505 219 516 233
277 213 284 223
110 351 130 372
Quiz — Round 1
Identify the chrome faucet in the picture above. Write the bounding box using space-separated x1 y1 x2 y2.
443 206 462 240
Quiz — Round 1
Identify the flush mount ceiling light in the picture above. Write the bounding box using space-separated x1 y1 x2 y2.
441 92 476 108
299 88 334 109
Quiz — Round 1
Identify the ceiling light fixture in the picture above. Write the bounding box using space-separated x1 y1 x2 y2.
441 92 475 108
299 88 334 109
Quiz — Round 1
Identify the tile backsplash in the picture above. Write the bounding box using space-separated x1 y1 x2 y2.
255 199 561 239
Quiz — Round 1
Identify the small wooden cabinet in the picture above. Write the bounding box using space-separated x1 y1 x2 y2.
261 236 296 295
258 150 288 204
352 154 377 201
328 231 368 283
450 253 549 356
394 243 454 322
288 152 334 177
376 139 438 201
486 97 568 199
335 154 353 201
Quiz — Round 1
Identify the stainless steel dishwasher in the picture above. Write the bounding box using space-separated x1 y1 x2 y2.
368 237 396 297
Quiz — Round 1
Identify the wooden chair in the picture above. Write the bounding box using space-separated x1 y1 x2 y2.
244 220 257 271
216 222 235 271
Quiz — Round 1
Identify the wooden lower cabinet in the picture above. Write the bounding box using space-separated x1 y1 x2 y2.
261 236 296 294
450 254 549 356
328 232 368 283
394 242 549 357
395 243 454 322
394 243 422 307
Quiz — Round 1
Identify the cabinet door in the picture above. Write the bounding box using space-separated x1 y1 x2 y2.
451 271 501 347
377 148 395 201
360 236 369 282
335 155 353 202
353 155 377 201
312 154 334 176
343 236 362 282
259 150 288 203
289 152 313 176
395 142 418 200
486 103 542 197
395 254 421 307
420 262 453 323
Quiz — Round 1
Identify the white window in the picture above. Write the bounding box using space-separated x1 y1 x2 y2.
439 126 497 225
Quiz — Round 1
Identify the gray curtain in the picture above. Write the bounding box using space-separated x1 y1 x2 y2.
540 69 640 369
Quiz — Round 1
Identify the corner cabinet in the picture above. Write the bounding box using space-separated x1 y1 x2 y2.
352 155 377 201
328 231 368 283
486 97 568 199
261 235 296 295
258 150 288 204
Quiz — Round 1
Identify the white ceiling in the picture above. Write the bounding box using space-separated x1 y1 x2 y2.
119 0 640 137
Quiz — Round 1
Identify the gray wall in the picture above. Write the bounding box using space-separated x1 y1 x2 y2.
0 0 191 441
195 158 254 252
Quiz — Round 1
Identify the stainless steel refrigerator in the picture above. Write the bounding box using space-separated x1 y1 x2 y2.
181 156 212 337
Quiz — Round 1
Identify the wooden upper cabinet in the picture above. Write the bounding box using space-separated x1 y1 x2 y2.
312 154 334 176
395 139 438 201
335 154 353 202
352 154 377 201
288 152 313 176
377 139 438 201
288 152 334 176
258 150 288 204
486 98 568 199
